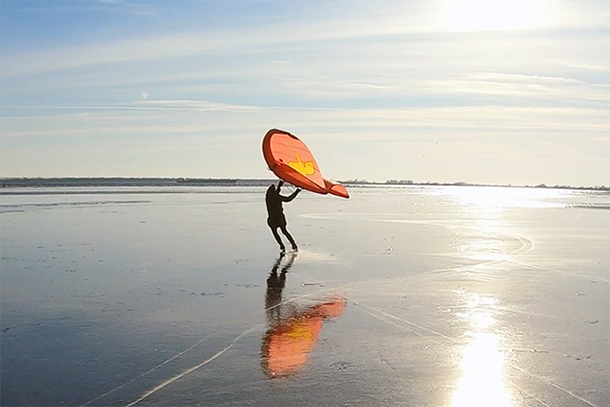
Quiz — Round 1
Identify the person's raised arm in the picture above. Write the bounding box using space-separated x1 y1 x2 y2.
281 188 301 202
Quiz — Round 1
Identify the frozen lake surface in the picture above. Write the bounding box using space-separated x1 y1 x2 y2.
1 185 609 406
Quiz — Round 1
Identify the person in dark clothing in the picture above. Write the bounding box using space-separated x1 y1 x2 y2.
265 180 301 253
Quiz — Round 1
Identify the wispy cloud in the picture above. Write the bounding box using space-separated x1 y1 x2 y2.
15 0 160 17
2 104 607 139
551 60 610 72
437 72 610 103
0 33 222 77
95 0 159 16
133 99 266 112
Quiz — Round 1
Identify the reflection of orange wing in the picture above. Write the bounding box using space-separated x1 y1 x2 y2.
314 298 347 318
262 129 349 198
265 317 323 376
261 299 346 377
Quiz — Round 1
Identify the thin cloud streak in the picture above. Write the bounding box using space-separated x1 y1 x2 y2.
2 105 607 139
435 72 610 103
0 33 224 78
1 100 267 114
16 0 160 17
134 99 267 112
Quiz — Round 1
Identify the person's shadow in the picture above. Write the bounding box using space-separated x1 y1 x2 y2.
261 253 346 379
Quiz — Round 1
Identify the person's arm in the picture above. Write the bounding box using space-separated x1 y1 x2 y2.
280 188 301 202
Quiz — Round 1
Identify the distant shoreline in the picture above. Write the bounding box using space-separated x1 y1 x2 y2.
0 177 608 191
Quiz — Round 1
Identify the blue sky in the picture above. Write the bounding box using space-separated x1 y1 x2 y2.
1 0 609 186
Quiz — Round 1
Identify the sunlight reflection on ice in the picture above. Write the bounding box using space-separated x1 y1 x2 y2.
453 295 512 407
448 186 567 210
452 332 512 407
468 252 510 262
449 187 518 407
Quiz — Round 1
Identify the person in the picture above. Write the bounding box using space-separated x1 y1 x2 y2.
265 180 300 253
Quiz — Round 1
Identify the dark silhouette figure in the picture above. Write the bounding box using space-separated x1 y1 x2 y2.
265 180 300 253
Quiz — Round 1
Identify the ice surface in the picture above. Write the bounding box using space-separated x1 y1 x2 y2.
1 185 608 406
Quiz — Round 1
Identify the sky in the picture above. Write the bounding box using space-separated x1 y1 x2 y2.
1 0 609 186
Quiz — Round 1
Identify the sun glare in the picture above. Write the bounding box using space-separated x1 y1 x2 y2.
442 0 549 32
453 295 512 407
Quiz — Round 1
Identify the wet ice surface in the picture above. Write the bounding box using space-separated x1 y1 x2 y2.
1 185 609 407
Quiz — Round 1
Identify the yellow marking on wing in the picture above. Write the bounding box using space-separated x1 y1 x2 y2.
288 153 315 176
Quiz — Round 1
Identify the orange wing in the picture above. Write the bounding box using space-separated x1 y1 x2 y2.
262 129 327 194
262 129 349 198
324 179 350 199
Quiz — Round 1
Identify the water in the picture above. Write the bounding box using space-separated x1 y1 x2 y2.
1 185 608 406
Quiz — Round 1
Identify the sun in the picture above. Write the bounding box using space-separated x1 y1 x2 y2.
442 0 549 32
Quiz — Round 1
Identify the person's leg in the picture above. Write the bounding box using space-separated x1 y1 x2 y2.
280 225 298 251
269 225 285 252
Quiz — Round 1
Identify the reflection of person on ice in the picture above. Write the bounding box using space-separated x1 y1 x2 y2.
266 180 301 253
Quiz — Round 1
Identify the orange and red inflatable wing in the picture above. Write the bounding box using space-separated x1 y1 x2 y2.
262 129 349 198
324 179 349 199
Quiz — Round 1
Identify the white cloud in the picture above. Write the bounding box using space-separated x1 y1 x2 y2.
95 0 159 16
0 33 223 77
436 72 610 103
18 0 160 17
133 99 266 112
551 60 610 72
2 104 607 140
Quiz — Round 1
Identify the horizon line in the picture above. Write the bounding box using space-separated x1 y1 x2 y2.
0 177 607 191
